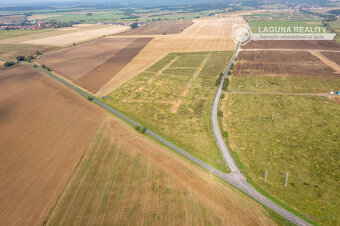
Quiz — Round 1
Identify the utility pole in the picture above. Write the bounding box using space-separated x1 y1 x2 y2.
264 170 268 184
284 172 289 186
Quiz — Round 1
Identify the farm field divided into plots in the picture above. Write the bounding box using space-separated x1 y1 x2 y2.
221 40 340 225
234 50 338 78
0 65 104 225
36 37 152 93
47 116 275 226
104 51 233 172
97 15 244 96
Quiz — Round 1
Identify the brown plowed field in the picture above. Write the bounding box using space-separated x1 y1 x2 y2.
321 51 340 65
0 65 104 225
117 20 193 35
235 50 337 77
242 40 340 50
75 37 152 93
36 37 152 93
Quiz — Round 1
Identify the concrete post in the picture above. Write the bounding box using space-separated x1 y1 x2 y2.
264 170 268 184
284 172 289 186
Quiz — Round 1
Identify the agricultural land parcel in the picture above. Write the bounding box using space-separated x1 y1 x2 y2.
0 64 276 226
104 51 233 172
117 19 193 35
46 116 275 226
97 15 244 96
221 40 340 225
36 37 152 93
0 65 104 225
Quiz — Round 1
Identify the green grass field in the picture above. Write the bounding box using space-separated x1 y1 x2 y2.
0 29 53 40
229 75 340 93
104 51 233 172
221 93 340 225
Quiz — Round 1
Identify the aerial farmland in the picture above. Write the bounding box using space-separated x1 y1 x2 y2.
0 1 339 226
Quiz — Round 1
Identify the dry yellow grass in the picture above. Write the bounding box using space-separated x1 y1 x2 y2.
22 25 130 46
96 15 245 96
46 116 275 226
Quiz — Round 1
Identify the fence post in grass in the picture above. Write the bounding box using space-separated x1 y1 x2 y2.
284 172 289 186
264 170 268 184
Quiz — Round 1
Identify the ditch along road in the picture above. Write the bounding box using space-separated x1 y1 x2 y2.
22 56 310 225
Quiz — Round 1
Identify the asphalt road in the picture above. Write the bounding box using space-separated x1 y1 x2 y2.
26 60 310 225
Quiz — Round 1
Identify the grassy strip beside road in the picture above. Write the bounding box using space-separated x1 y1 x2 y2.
221 93 339 225
229 75 340 93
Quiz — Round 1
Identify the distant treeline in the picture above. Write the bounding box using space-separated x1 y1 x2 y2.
328 9 340 15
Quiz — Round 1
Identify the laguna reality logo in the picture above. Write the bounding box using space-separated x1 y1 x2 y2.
231 24 252 45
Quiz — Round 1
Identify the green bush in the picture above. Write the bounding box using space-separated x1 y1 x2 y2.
16 55 25 61
222 131 229 138
230 63 234 70
218 111 223 117
135 125 146 133
41 64 46 68
220 93 225 99
228 71 232 75
4 61 15 67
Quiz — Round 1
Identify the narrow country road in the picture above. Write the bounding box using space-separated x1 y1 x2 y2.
26 56 310 225
210 44 311 226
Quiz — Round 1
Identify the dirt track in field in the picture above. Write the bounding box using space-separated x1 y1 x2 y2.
234 50 338 78
321 51 340 65
36 37 152 94
311 51 340 74
242 40 340 50
47 115 275 225
117 20 194 35
0 65 104 225
96 15 244 96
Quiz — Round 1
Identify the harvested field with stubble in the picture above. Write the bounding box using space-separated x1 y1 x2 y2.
117 20 193 35
97 15 244 96
36 37 152 93
46 116 275 226
242 40 340 50
234 50 338 77
0 65 104 225
22 25 130 46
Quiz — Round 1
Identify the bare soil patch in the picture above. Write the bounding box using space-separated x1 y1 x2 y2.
37 37 151 94
234 50 337 78
0 43 57 61
0 65 104 225
75 37 152 93
321 51 340 65
242 40 340 50
117 20 193 35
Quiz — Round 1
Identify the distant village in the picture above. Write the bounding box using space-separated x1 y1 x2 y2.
0 20 56 31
